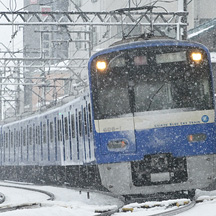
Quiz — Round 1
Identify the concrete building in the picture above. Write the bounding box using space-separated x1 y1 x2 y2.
23 0 70 111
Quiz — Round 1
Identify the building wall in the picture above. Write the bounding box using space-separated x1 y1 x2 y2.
23 0 70 110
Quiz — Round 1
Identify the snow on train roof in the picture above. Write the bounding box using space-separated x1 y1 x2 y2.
1 94 86 127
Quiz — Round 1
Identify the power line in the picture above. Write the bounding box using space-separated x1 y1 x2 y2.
0 0 10 11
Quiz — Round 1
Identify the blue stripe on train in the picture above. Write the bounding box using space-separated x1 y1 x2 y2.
94 123 216 164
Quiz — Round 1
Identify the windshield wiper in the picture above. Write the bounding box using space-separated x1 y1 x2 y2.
147 83 166 111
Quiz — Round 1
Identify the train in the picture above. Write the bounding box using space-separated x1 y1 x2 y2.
0 37 216 198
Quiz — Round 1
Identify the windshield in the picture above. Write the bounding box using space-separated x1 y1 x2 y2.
91 46 213 120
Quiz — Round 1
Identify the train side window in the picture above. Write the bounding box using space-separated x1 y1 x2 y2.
58 119 62 141
23 129 26 146
43 124 46 144
79 111 82 136
14 131 16 147
37 126 40 145
64 117 69 140
6 132 8 148
88 103 93 132
16 131 19 147
71 114 75 138
11 131 13 147
50 122 54 143
29 127 32 145
8 130 11 147
84 108 87 135
33 126 36 144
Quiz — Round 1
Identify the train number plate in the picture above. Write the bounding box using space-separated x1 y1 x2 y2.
151 172 170 182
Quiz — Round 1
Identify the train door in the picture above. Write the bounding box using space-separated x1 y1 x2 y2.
81 100 92 164
41 118 49 164
22 124 27 164
32 122 36 163
5 127 10 165
13 127 17 164
27 122 33 164
48 111 58 164
38 121 43 165
70 110 77 164
63 111 70 163
53 114 60 165
35 123 41 165
85 101 95 162
15 124 20 165
77 108 84 163
10 127 15 164
57 114 63 164
2 129 5 165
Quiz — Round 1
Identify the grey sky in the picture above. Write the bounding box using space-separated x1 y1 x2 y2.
0 0 23 52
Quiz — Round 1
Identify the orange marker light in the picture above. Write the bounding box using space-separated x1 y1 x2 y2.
96 61 107 71
188 135 193 142
191 52 202 62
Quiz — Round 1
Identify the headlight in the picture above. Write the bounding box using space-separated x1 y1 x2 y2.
96 61 107 71
191 52 202 62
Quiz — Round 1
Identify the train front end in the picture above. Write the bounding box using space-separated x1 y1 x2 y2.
88 40 216 196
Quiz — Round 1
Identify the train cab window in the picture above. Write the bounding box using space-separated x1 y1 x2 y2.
71 114 75 138
91 46 213 119
50 122 54 143
64 117 69 140
88 103 92 133
43 124 46 144
79 111 82 137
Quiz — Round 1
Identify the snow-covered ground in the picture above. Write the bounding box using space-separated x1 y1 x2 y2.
0 182 216 215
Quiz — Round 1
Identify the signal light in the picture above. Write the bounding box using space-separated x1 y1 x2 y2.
96 61 107 71
191 52 202 62
107 139 128 150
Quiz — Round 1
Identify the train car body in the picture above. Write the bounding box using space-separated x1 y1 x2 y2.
89 39 216 196
0 38 216 197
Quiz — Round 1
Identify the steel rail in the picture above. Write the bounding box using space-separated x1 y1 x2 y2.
0 184 55 201
0 184 55 213
149 200 196 216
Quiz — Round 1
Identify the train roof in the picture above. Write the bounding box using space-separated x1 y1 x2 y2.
89 37 209 62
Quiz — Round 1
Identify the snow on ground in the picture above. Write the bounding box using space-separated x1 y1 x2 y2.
0 182 216 215
0 181 123 216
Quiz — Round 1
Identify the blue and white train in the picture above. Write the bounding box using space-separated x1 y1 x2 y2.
0 37 216 197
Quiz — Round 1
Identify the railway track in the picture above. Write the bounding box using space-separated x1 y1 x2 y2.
112 197 198 216
0 181 214 216
0 181 125 215
0 184 55 213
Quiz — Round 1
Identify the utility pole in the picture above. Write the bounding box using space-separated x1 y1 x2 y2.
178 0 188 40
